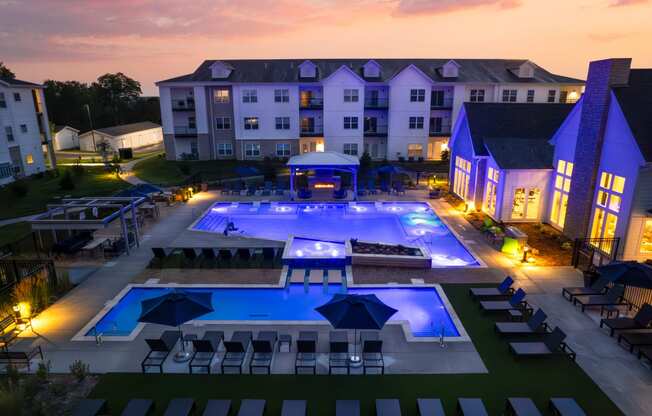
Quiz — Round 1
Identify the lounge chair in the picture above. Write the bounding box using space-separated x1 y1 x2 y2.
71 399 107 416
249 331 278 374
237 400 266 416
548 398 586 416
121 399 155 416
457 398 488 416
617 330 652 353
416 399 445 416
505 398 542 416
495 309 548 336
367 179 377 195
189 331 224 374
281 400 307 416
376 399 401 416
261 182 273 196
394 182 406 195
336 400 360 416
573 285 628 313
163 398 195 416
203 400 231 416
509 327 576 361
600 303 652 336
221 331 253 374
469 276 514 299
561 276 610 301
141 330 181 373
295 331 318 374
362 337 384 375
329 331 350 375
480 288 527 313
246 185 257 196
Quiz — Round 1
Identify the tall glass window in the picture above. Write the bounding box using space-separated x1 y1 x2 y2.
484 167 500 216
453 156 471 200
550 159 573 229
589 171 626 252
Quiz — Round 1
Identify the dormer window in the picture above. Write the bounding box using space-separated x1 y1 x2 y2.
210 61 233 79
440 60 460 78
363 60 381 78
511 61 535 79
298 60 317 79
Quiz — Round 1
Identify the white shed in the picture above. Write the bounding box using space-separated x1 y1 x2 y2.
79 122 162 152
52 125 80 150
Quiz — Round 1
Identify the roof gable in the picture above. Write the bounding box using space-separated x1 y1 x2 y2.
388 64 433 85
322 65 365 84
362 60 382 79
440 60 461 78
613 69 652 162
298 60 317 79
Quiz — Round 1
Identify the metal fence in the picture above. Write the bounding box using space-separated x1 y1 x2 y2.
0 258 58 298
571 237 620 271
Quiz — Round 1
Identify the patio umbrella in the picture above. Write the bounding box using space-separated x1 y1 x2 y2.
234 166 260 177
597 261 652 289
376 165 407 186
138 289 214 360
315 294 398 362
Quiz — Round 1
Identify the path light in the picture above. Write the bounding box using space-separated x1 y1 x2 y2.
12 303 21 319
521 246 532 263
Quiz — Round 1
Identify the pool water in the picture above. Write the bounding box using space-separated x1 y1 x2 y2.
192 202 478 267
88 284 460 338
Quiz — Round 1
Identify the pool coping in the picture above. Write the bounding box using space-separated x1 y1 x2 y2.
72 281 471 344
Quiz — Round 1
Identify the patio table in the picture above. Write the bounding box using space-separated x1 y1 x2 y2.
81 237 109 257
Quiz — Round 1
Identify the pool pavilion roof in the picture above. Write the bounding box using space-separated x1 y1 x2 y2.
287 151 359 168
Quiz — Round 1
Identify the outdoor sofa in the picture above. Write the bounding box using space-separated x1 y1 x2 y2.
572 285 628 313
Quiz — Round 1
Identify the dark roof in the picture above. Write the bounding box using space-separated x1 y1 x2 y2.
90 122 160 137
463 103 574 169
613 69 652 162
0 76 42 87
54 125 78 133
158 59 584 85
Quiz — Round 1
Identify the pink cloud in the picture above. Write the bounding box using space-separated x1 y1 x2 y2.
394 0 522 15
609 0 647 6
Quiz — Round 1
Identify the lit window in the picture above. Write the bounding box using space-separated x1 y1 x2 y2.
214 89 230 103
407 144 423 158
640 220 652 254
25 154 34 164
612 176 625 193
550 159 573 229
242 89 258 103
589 170 626 252
484 167 500 215
343 89 359 103
453 156 471 200
274 89 290 103
244 117 259 130
410 89 425 102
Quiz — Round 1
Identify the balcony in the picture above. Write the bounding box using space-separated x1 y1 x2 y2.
300 124 324 137
364 98 389 109
174 126 198 137
429 126 452 137
364 124 388 137
299 97 323 109
172 100 196 111
431 98 453 109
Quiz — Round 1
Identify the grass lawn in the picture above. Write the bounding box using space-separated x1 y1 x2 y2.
89 284 621 415
0 167 130 220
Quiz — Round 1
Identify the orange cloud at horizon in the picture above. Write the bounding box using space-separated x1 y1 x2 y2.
2 0 651 95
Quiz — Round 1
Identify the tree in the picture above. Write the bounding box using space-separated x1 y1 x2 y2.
0 62 15 79
92 73 142 125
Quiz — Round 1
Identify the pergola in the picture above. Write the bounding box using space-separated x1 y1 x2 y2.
287 151 360 200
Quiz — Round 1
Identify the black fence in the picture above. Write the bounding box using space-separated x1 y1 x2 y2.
0 258 57 298
571 237 620 271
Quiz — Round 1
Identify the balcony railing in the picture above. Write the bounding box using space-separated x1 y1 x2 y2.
364 124 388 137
431 97 454 109
300 97 323 109
172 101 196 111
174 126 198 137
364 98 389 109
429 126 452 136
300 124 324 137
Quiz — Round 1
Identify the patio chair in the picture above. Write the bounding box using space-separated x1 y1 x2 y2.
249 331 278 374
141 330 181 373
220 184 232 195
380 181 391 194
163 398 195 416
416 399 445 416
480 288 527 313
221 331 253 374
261 181 273 196
189 330 224 374
617 329 652 353
505 398 542 416
495 309 549 336
120 399 154 416
237 399 266 416
561 276 610 301
336 400 360 416
469 276 514 299
367 179 377 195
246 184 257 196
573 285 628 313
71 399 107 416
329 331 350 375
394 182 406 195
281 400 307 416
0 314 32 351
298 189 312 199
295 331 318 374
376 399 401 416
203 400 231 416
151 247 170 268
548 398 586 416
600 303 652 337
362 339 384 375
509 327 576 361
456 398 488 416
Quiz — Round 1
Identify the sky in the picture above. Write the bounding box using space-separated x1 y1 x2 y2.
1 0 651 96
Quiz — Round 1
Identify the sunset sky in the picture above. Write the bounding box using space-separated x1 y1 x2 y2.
2 0 651 96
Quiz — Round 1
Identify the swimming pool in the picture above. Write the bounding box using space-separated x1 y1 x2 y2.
80 284 466 341
191 202 479 267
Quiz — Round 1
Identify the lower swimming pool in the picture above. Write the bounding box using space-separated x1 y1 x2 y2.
80 284 466 341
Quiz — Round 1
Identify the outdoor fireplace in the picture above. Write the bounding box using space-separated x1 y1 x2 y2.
308 175 341 191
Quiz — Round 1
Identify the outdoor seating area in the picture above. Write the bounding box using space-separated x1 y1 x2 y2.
150 246 284 269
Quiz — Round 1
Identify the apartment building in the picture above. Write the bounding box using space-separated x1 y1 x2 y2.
0 76 54 185
156 59 583 162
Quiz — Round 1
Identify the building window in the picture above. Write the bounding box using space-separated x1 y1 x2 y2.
217 143 233 156
343 143 358 156
274 89 289 103
215 117 231 130
640 220 652 254
5 126 14 142
245 143 261 157
409 116 424 129
244 117 259 130
550 159 573 229
20 124 27 133
559 91 568 104
242 89 258 103
275 117 290 130
453 156 471 200
484 167 500 216
0 93 6 108
214 89 230 103
502 89 517 103
343 116 358 129
430 117 442 133
511 188 541 220
13 92 21 102
470 89 485 102
547 90 557 103
276 143 291 157
410 89 425 102
407 144 423 158
431 90 445 107
589 171 626 251
526 90 535 103
25 154 33 164
343 89 359 103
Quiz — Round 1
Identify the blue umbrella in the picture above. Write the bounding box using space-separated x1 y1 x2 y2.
234 166 260 177
376 165 407 175
597 261 652 289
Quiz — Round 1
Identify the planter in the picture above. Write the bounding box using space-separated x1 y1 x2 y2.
350 240 431 269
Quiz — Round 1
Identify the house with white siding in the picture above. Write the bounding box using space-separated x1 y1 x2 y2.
52 125 79 150
79 121 162 152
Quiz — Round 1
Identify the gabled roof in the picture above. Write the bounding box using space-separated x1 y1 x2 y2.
157 59 584 85
613 69 652 162
0 76 42 88
83 121 160 138
287 151 359 167
464 103 574 169
54 125 80 133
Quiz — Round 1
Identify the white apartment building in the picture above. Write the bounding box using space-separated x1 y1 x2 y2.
156 59 584 162
0 76 54 185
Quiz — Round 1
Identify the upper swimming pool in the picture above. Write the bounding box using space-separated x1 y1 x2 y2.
191 202 479 267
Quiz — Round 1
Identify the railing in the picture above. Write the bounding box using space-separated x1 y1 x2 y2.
174 126 198 136
431 97 454 109
172 102 195 111
299 97 323 108
571 237 620 271
300 124 324 137
429 126 452 136
364 124 388 136
0 258 57 298
364 98 389 108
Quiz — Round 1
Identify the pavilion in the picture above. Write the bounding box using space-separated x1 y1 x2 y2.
287 152 360 200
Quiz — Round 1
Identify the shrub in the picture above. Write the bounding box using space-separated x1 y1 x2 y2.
9 182 28 198
12 273 51 314
179 162 191 175
69 360 90 382
36 360 51 383
0 387 22 416
561 241 573 250
59 170 75 190
440 149 450 162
